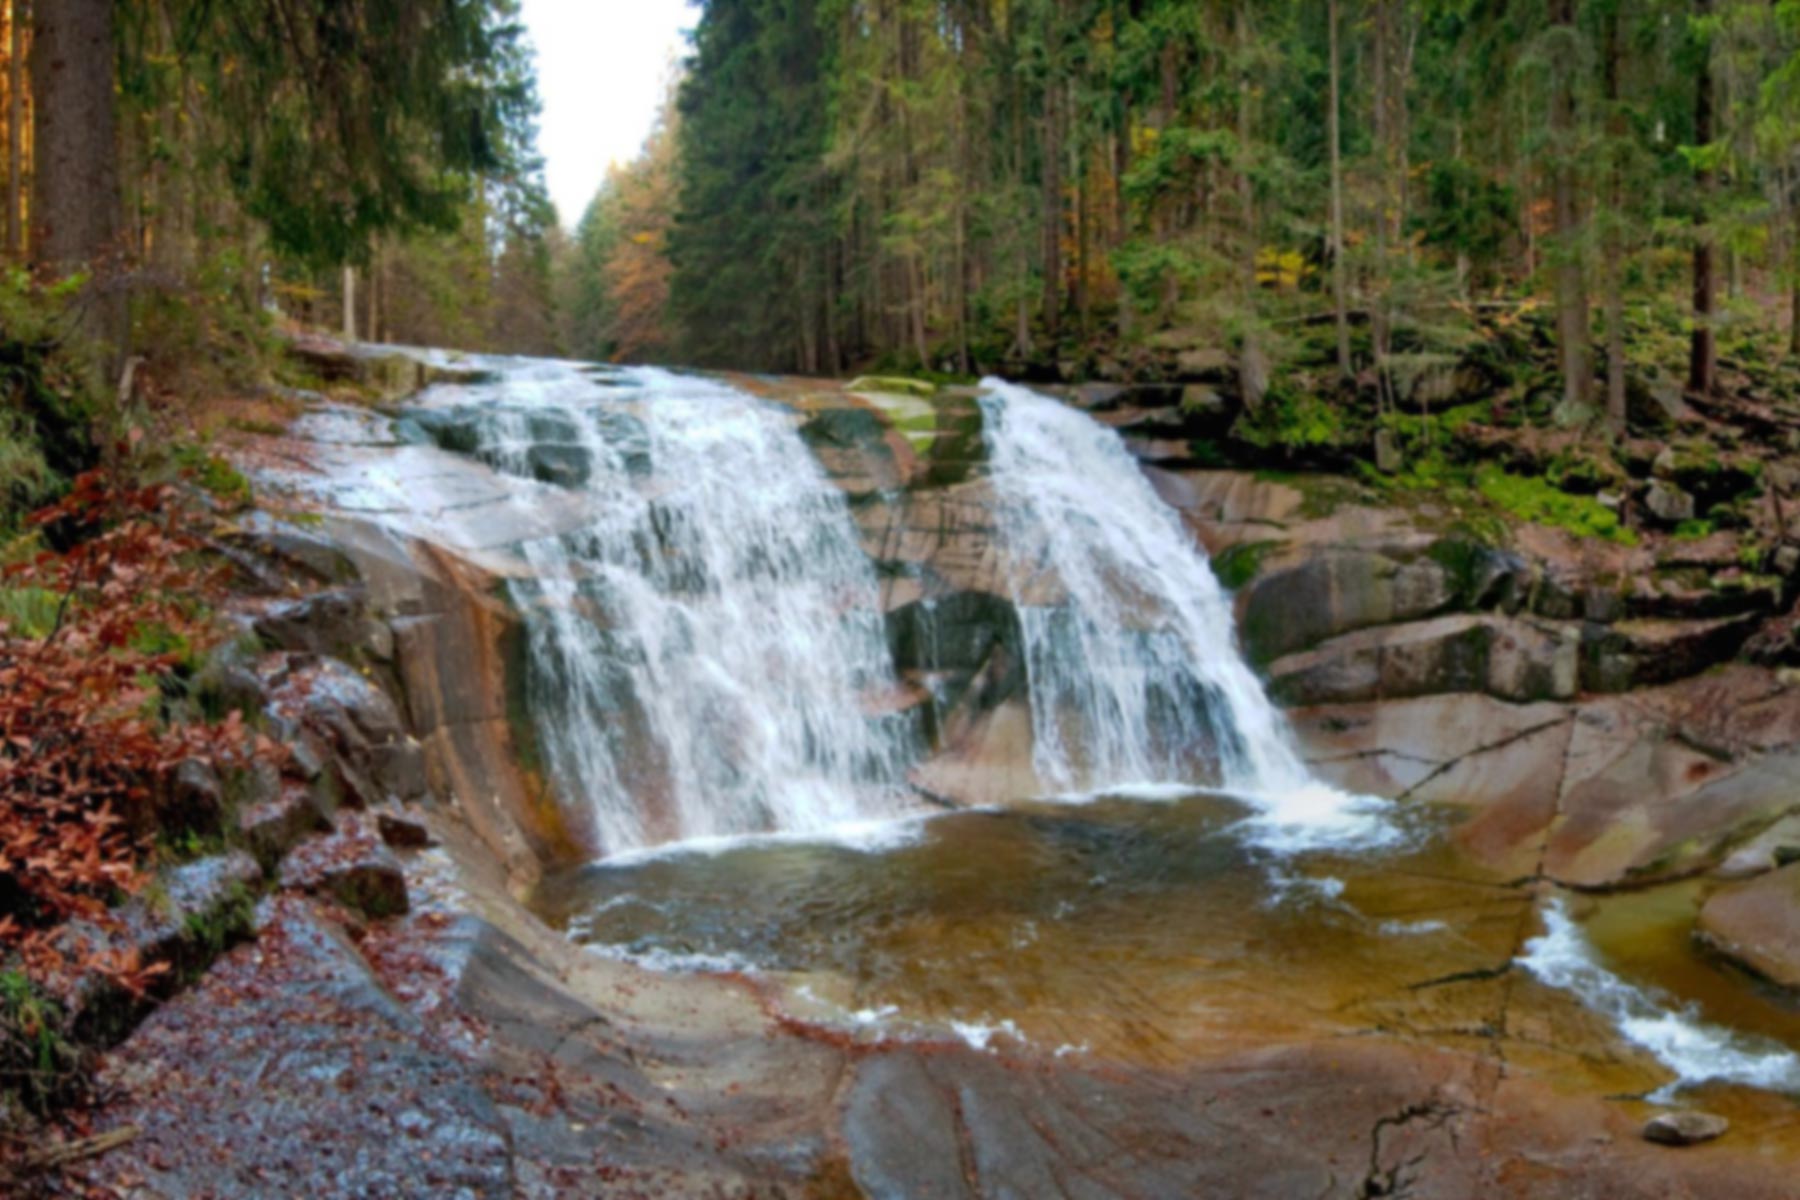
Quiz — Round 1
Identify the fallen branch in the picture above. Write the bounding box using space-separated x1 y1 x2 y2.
22 1123 140 1170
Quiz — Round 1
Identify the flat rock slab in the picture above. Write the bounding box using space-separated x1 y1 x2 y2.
78 896 514 1199
1699 862 1800 989
842 1040 1797 1199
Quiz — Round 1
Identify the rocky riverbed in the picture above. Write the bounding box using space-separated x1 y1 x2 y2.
47 349 1800 1197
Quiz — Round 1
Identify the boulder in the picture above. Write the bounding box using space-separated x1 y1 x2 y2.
1643 1112 1729 1147
265 656 428 808
524 443 592 488
1645 480 1696 525
240 783 332 870
404 406 484 454
1239 550 1455 663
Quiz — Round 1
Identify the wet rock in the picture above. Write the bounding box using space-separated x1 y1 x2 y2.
524 442 591 488
407 406 484 453
885 591 1023 675
1643 1111 1729 1146
1697 861 1800 989
280 815 410 918
81 896 511 1198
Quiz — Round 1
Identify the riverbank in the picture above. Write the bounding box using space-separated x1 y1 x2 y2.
12 343 1800 1196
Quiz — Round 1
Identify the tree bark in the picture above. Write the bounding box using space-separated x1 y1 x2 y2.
1327 0 1351 379
1237 4 1265 412
5 0 25 259
1549 0 1590 414
31 0 122 357
342 266 357 342
1688 0 1717 400
1040 65 1063 345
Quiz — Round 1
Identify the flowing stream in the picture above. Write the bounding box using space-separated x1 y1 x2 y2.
390 362 1800 1117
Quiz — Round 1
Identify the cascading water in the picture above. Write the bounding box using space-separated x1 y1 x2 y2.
465 364 916 855
976 378 1393 851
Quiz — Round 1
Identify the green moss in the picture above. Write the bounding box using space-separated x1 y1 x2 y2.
0 586 61 638
847 375 938 398
1212 539 1283 590
179 881 256 972
171 446 253 507
1670 518 1716 541
1476 467 1636 544
0 968 79 1114
1234 388 1343 451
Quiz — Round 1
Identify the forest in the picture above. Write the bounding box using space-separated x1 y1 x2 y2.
13 1 1800 1190
559 1 1800 441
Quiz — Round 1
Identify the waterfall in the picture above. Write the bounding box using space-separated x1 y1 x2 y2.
471 365 916 855
977 378 1392 850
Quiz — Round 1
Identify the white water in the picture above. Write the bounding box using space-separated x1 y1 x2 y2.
976 379 1394 852
467 365 917 855
1519 899 1800 1099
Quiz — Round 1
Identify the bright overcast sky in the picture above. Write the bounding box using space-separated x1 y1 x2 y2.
520 0 695 229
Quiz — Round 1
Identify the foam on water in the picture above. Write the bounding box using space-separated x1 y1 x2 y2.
1519 899 1800 1099
464 365 918 856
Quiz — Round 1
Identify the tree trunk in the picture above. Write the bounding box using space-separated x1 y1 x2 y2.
1790 205 1800 358
1236 5 1265 412
5 0 25 259
1688 0 1717 400
33 0 122 361
1372 0 1392 414
342 266 357 342
1040 71 1063 345
1603 5 1626 437
1327 0 1351 379
1549 0 1590 414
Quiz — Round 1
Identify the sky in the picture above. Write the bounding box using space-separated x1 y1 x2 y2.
519 0 695 229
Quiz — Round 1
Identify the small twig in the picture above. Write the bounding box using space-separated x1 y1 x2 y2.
21 1123 140 1170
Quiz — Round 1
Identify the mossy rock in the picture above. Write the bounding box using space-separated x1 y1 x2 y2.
847 375 938 399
